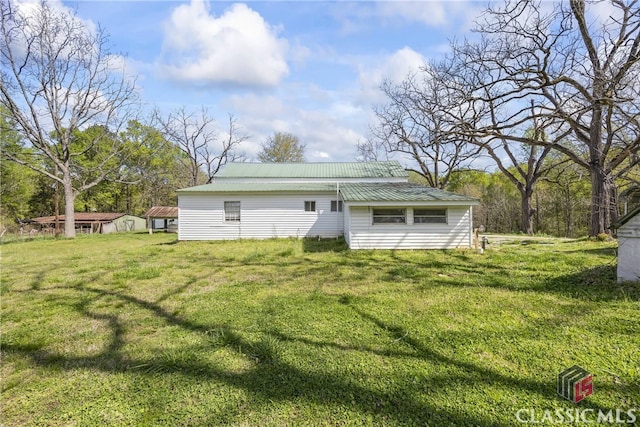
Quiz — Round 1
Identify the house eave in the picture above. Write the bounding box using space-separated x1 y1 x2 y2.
345 200 480 207
611 205 640 230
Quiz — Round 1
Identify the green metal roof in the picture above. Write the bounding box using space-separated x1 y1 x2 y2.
216 161 409 179
339 183 479 203
177 183 338 193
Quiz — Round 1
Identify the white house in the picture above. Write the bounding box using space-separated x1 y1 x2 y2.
612 205 640 282
177 161 479 250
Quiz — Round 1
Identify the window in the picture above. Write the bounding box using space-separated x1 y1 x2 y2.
414 208 447 224
304 201 316 212
224 201 241 222
331 200 343 212
372 208 406 224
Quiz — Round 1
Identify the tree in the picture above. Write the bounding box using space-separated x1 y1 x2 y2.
118 121 191 211
0 107 36 227
448 0 640 235
445 169 492 229
73 121 190 214
1 0 140 237
540 158 591 237
369 68 481 189
470 116 570 234
258 132 306 163
157 107 245 186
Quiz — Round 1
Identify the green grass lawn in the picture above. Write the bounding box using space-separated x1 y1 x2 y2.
1 233 638 426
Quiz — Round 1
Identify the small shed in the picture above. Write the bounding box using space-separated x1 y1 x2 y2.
31 213 146 234
144 206 178 233
612 205 640 282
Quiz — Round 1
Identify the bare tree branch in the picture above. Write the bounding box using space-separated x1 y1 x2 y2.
156 107 245 185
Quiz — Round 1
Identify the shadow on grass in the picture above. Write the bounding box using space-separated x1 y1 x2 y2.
0 282 567 426
6 276 632 426
4 237 636 424
302 237 348 253
534 265 639 301
155 239 180 246
563 247 618 256
441 263 639 302
1 286 495 426
396 249 635 302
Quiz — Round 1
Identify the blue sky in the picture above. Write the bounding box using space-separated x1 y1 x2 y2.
55 0 485 162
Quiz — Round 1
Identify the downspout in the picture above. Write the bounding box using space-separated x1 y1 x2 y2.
469 205 474 248
336 181 340 239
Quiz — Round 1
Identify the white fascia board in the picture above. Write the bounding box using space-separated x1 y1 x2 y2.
215 177 408 183
344 200 479 207
179 190 337 196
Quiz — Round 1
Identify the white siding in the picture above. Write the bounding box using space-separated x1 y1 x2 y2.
347 206 473 250
179 193 343 241
617 213 640 282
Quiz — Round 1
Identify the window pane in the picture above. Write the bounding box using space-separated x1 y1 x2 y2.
372 209 406 224
331 200 343 212
375 209 405 216
413 208 446 224
414 216 447 224
224 201 241 222
305 201 316 212
414 209 446 216
374 216 406 224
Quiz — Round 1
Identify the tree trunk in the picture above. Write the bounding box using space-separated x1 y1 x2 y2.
54 164 60 237
589 166 613 236
565 188 572 238
520 187 535 235
62 173 76 238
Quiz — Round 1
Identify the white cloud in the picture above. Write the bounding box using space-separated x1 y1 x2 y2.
313 151 331 159
376 1 448 27
357 47 426 105
585 1 625 26
333 1 483 34
224 87 368 162
159 1 289 87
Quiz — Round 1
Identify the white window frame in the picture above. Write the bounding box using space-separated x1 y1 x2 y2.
304 201 316 212
372 208 406 224
224 201 241 222
413 208 447 224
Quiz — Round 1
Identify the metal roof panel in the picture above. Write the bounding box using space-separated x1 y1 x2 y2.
215 161 409 179
339 183 479 203
144 206 179 218
178 183 338 193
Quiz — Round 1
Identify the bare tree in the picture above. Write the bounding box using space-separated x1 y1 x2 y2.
356 137 388 162
157 107 246 186
371 68 482 189
475 101 572 234
388 57 567 233
0 0 140 237
450 0 640 235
